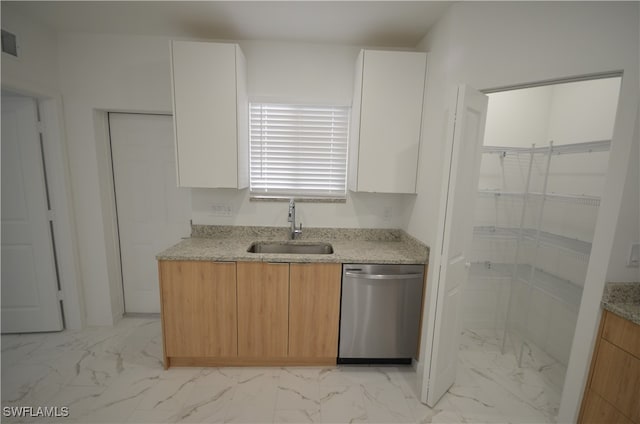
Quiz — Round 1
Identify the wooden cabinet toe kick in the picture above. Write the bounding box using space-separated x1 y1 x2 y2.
166 357 337 368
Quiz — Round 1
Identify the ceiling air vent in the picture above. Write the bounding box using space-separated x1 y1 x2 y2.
2 30 18 57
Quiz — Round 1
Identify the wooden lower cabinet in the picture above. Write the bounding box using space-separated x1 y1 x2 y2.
237 262 289 358
590 340 640 422
289 263 341 360
159 260 343 368
158 260 237 367
579 310 640 424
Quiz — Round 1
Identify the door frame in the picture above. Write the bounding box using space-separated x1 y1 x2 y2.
1 83 84 330
90 108 175 322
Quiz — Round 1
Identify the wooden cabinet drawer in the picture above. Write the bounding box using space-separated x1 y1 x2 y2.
591 339 640 422
603 310 640 358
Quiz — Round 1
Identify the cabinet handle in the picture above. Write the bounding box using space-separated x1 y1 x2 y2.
344 271 423 280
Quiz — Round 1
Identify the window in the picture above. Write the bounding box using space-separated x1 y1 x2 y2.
249 103 349 199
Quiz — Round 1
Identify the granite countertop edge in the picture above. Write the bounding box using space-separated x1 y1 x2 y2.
156 226 429 265
601 281 640 326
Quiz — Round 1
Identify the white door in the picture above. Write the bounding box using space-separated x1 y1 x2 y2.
109 113 190 313
1 96 63 333
422 85 488 406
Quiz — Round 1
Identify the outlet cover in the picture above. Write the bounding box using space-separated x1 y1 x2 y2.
382 206 393 222
628 243 640 267
210 203 232 217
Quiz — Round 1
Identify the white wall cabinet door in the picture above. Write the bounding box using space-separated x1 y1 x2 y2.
110 113 191 313
1 96 63 333
349 50 427 194
170 41 248 189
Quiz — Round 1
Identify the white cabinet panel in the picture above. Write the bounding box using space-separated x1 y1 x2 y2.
349 50 427 193
170 41 248 188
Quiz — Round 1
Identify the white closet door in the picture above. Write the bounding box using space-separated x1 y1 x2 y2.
1 96 63 333
109 113 190 313
422 85 488 406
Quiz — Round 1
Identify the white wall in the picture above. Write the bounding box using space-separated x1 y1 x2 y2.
548 78 622 145
243 40 357 105
484 86 553 147
55 33 414 325
57 33 174 326
192 189 413 228
192 40 415 229
484 77 622 149
410 2 639 422
1 6 60 95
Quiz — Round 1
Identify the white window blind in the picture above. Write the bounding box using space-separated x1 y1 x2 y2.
249 103 349 198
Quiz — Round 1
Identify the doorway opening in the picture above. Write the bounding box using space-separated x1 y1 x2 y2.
460 75 622 420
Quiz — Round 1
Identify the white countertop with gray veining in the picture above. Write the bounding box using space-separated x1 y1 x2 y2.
156 225 429 265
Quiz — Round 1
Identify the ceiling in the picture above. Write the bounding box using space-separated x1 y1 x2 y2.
7 1 453 48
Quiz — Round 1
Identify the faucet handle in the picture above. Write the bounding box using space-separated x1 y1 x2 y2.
293 222 303 238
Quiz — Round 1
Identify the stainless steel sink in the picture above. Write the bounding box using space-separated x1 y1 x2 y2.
247 242 334 255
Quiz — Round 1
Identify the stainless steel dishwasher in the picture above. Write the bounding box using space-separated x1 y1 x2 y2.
339 264 424 364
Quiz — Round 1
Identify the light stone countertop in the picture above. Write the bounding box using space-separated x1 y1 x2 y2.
602 282 640 325
156 225 429 265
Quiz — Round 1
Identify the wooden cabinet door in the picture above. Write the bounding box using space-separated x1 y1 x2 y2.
581 391 633 424
289 263 341 358
237 262 289 358
602 310 640 358
591 339 640 422
159 261 237 357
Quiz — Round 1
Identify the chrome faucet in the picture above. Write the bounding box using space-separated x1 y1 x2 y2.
287 199 303 240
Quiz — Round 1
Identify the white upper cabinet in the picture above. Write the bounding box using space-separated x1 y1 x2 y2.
170 41 248 188
348 50 427 193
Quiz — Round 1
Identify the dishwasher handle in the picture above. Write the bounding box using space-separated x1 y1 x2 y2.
344 271 423 280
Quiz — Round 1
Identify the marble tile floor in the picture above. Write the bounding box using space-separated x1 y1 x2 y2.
1 318 562 423
456 328 565 423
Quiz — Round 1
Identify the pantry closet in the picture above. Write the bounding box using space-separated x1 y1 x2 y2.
462 76 622 394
